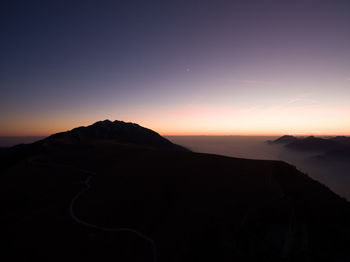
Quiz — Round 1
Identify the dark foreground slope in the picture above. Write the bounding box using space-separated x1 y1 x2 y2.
1 123 350 262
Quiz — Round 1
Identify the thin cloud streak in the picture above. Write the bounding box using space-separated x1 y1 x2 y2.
288 93 319 104
235 80 273 85
288 98 319 104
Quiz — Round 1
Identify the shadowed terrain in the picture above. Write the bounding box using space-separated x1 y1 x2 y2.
2 121 350 261
270 135 350 154
47 120 188 151
286 136 346 153
267 135 299 145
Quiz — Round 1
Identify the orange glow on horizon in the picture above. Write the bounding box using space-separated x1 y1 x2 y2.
1 103 350 137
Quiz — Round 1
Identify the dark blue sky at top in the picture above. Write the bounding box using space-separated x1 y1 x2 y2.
1 0 350 135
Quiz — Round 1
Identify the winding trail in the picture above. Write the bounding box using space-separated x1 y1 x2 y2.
69 172 158 262
27 157 158 262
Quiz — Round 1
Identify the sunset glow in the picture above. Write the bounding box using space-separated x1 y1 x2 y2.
1 1 350 136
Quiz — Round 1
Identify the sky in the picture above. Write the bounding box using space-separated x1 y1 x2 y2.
1 0 350 136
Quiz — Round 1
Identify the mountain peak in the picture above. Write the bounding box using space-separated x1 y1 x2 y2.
46 120 188 151
286 136 344 152
270 135 299 144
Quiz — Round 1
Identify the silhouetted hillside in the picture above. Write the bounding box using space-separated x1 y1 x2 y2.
270 135 349 153
2 122 350 262
46 120 188 151
268 135 299 144
270 135 350 155
286 136 346 152
329 136 350 146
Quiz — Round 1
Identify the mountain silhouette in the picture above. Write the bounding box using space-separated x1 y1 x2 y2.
2 121 350 261
269 135 350 153
46 119 188 151
286 136 346 152
268 135 299 144
329 136 350 146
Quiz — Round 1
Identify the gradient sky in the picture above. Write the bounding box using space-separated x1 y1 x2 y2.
1 0 350 136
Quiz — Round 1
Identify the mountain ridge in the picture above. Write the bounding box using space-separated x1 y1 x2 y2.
269 135 350 154
45 119 188 151
2 122 350 261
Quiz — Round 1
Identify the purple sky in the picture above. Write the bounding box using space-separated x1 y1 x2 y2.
1 0 350 135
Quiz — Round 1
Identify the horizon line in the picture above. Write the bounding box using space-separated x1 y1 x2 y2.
1 133 350 137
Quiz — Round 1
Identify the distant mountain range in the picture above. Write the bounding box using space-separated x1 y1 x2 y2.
2 121 350 261
269 135 350 160
267 135 299 144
